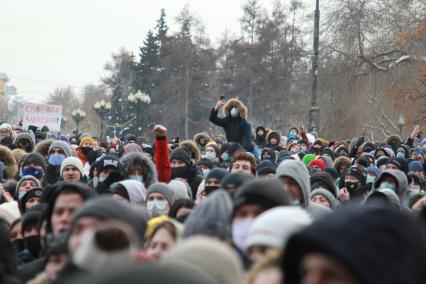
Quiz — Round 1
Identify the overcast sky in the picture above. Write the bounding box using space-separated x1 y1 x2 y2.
1 0 314 102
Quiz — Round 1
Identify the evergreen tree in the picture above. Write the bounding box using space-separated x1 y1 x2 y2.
135 30 160 94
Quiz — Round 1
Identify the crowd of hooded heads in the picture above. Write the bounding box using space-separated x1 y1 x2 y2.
0 99 426 284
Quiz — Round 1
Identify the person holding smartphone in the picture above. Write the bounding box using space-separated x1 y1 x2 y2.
209 96 252 152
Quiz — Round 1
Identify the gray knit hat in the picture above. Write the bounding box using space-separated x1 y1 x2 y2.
310 188 340 209
183 190 233 241
60 157 85 178
146 183 174 206
16 175 42 199
49 140 72 157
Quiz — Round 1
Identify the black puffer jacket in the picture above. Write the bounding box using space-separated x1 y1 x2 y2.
209 99 251 151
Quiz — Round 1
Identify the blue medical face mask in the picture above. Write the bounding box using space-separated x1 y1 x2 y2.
396 152 405 158
380 182 397 192
222 153 229 162
22 167 44 179
366 175 375 184
129 175 143 183
48 153 65 166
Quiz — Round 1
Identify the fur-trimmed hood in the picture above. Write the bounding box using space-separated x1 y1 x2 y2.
223 98 248 119
34 139 54 158
14 132 35 152
333 156 352 173
120 152 158 189
180 140 201 163
267 131 281 143
193 132 211 145
0 146 18 180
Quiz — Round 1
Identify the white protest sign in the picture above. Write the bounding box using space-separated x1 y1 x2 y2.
22 103 62 132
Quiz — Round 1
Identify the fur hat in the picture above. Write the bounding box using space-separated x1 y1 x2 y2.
194 132 211 145
180 140 201 163
0 145 18 179
34 139 54 157
223 98 248 119
120 152 158 188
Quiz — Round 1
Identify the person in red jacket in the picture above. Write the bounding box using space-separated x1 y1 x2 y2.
153 125 170 183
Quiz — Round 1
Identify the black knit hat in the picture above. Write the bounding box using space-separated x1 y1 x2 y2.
256 160 276 176
233 179 291 218
19 187 43 214
22 152 46 171
220 172 255 192
170 147 192 165
205 168 228 183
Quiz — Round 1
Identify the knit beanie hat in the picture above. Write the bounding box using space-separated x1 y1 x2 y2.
79 136 94 147
60 157 85 178
170 147 192 165
162 236 244 284
245 207 312 250
22 152 46 171
310 188 339 209
0 123 12 135
146 183 174 206
183 191 233 240
19 187 43 213
168 180 192 200
409 161 423 171
302 154 317 166
48 140 72 157
256 160 276 176
233 179 291 218
276 151 294 165
366 166 381 177
344 165 367 186
309 159 326 170
220 172 255 192
205 168 228 183
376 156 390 168
16 175 42 199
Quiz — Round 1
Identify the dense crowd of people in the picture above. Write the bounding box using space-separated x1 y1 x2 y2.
0 97 425 284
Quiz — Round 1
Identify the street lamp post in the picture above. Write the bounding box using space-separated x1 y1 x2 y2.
93 99 112 138
127 91 151 135
71 109 86 134
398 114 405 137
308 0 320 132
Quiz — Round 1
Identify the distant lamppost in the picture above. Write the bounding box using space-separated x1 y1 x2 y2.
71 109 86 134
93 99 112 138
398 114 405 137
127 91 151 134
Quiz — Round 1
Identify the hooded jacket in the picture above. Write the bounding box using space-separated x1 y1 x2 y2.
254 126 267 148
14 132 35 152
193 132 211 152
310 171 338 197
276 160 332 219
0 145 18 180
116 180 147 205
265 131 281 150
282 205 426 284
209 99 251 151
183 190 233 241
120 152 158 189
373 169 409 206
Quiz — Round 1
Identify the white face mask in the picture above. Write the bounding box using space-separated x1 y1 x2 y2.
146 200 168 217
230 107 239 118
202 169 210 179
232 217 254 251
